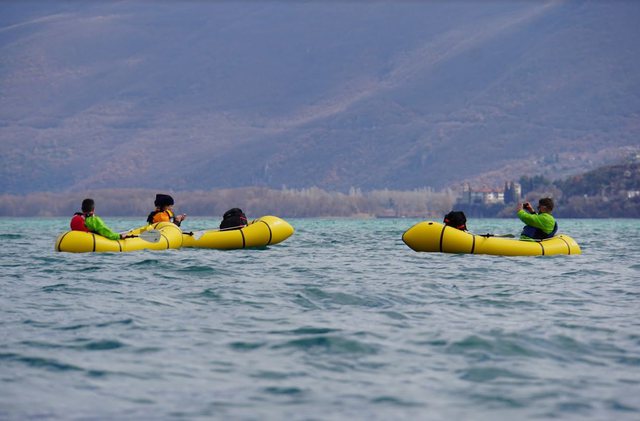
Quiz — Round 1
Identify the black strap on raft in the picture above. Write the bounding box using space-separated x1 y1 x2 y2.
558 236 571 255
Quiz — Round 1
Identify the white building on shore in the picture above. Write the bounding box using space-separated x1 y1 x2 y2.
458 182 521 205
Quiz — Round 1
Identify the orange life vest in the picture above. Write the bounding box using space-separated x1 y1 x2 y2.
146 209 175 225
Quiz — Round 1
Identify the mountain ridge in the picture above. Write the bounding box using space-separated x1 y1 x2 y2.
1 1 639 193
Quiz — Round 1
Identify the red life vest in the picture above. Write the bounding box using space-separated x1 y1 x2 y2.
70 212 90 232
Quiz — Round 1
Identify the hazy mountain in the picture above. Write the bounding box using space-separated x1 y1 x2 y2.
2 1 639 194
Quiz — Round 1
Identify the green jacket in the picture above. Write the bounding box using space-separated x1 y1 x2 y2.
85 215 120 240
517 210 556 239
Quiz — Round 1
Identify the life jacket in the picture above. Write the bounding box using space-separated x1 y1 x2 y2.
147 209 179 226
521 221 558 240
70 212 90 232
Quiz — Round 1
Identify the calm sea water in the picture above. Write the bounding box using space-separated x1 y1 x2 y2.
1 217 639 420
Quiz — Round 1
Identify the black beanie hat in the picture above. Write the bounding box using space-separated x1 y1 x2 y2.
154 194 174 207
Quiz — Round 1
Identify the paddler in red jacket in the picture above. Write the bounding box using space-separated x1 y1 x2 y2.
70 198 125 240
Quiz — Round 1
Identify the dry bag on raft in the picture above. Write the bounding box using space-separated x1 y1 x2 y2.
220 208 248 230
443 211 467 231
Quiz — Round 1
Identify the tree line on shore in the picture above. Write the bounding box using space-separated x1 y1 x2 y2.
0 187 456 218
2 161 638 218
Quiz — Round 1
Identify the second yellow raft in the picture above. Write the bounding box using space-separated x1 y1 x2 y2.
403 221 581 256
182 215 294 250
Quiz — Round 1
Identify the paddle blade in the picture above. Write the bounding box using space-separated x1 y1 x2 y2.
193 230 207 240
139 229 162 243
185 230 207 240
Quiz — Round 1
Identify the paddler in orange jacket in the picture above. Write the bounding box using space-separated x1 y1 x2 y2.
146 194 186 227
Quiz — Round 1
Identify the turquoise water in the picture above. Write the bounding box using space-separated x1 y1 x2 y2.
1 217 639 420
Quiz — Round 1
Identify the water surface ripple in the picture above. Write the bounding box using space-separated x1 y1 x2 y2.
1 217 639 420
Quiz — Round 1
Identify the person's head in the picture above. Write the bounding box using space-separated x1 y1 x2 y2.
81 198 95 214
538 197 554 213
154 194 174 210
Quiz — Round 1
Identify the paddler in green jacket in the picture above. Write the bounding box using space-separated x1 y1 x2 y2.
517 197 558 240
70 198 125 240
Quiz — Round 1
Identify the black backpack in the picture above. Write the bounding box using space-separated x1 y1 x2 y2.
443 211 467 231
220 208 248 230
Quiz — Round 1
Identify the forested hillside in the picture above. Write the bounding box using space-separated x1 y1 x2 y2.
498 158 640 217
553 160 640 217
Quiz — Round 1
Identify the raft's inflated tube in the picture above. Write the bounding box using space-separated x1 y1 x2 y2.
182 215 294 250
55 222 183 253
402 221 581 256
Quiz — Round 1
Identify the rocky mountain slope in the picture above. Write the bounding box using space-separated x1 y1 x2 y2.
1 1 639 194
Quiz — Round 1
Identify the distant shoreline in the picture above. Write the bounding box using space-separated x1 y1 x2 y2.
1 185 638 218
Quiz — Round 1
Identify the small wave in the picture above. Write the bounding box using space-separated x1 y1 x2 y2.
446 332 619 366
133 347 163 354
270 326 337 336
616 356 640 366
459 367 532 382
178 288 223 304
73 266 104 272
272 336 378 355
41 283 67 291
0 233 22 239
606 399 639 412
468 392 525 409
379 310 409 320
198 288 222 299
34 256 65 264
263 386 305 396
229 341 266 351
55 318 134 331
23 319 52 328
20 339 126 351
143 298 175 307
177 265 218 273
40 283 92 294
96 318 133 328
0 352 83 372
82 340 126 351
446 334 540 359
291 293 321 310
555 401 594 413
301 287 392 308
129 259 161 267
561 269 614 277
447 334 531 357
250 370 303 380
370 396 423 407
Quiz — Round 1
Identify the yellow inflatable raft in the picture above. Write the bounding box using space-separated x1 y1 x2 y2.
403 221 581 256
182 215 294 250
55 222 183 253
